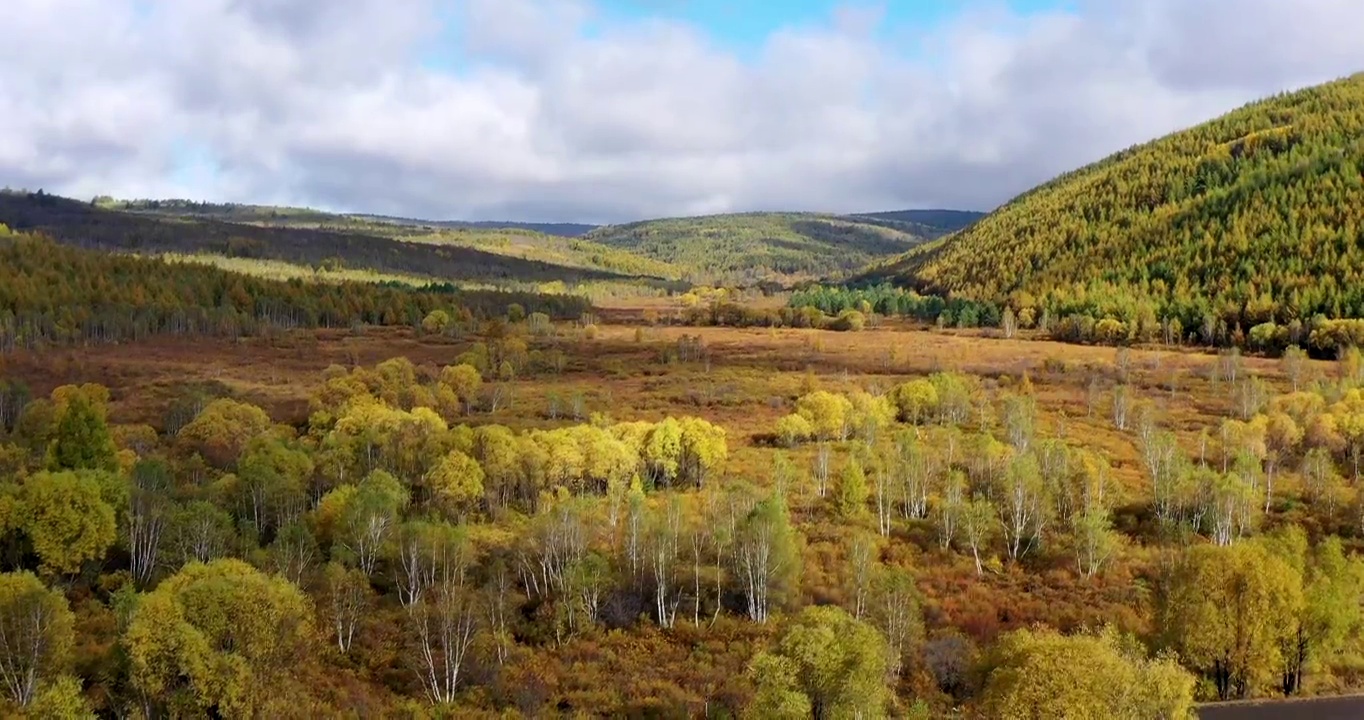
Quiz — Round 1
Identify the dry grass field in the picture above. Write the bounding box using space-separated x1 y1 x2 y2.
0 320 1326 516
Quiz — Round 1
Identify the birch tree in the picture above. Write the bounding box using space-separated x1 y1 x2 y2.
338 470 410 577
411 563 479 705
1142 430 1186 525
1070 454 1120 579
322 561 371 654
894 429 931 520
736 493 800 624
813 442 832 498
995 454 1051 560
935 470 967 550
868 565 923 675
165 500 233 567
393 521 467 608
0 572 74 708
127 458 172 588
1264 412 1302 513
564 551 612 631
648 499 683 628
848 533 875 619
269 521 318 586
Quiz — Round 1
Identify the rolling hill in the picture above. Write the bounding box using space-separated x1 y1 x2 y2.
100 197 676 279
864 72 1364 333
0 192 683 292
0 224 590 350
850 209 984 233
5 192 983 293
585 211 965 285
102 198 598 237
358 215 597 238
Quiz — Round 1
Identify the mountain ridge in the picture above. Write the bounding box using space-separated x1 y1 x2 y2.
4 192 983 289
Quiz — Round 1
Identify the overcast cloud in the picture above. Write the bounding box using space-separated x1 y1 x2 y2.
2 0 1363 223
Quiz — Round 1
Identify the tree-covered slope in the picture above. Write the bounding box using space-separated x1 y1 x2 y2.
0 225 589 350
871 73 1364 330
585 212 947 284
1 192 682 290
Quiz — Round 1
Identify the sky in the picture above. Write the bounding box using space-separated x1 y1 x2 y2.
2 0 1363 224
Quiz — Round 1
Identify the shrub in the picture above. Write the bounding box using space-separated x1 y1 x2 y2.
830 310 866 332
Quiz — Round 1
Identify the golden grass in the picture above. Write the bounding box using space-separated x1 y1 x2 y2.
156 252 678 301
157 253 477 288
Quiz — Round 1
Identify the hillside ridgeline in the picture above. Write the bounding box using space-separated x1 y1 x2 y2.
864 73 1364 345
0 192 683 292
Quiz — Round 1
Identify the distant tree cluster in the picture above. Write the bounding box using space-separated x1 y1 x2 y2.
789 284 1003 329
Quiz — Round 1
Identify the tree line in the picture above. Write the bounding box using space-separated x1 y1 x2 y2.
788 282 1364 356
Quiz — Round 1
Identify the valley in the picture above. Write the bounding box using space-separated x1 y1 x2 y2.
3 71 1364 719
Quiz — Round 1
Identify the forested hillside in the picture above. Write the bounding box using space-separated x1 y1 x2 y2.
586 212 950 285
0 225 590 350
868 73 1364 342
110 199 671 277
0 192 681 290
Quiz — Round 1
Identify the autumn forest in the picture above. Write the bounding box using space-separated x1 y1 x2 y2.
2 73 1364 720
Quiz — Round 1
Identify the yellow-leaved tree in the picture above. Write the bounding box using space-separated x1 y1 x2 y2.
980 626 1195 720
746 605 893 719
1157 541 1303 700
125 559 316 718
0 571 77 710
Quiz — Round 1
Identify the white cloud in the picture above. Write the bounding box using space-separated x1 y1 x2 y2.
1 0 1362 222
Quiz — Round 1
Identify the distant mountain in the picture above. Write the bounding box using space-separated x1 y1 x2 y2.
87 199 599 238
352 215 597 238
849 209 985 234
861 72 1364 333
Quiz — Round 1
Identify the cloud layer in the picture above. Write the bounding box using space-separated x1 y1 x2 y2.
3 0 1363 223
